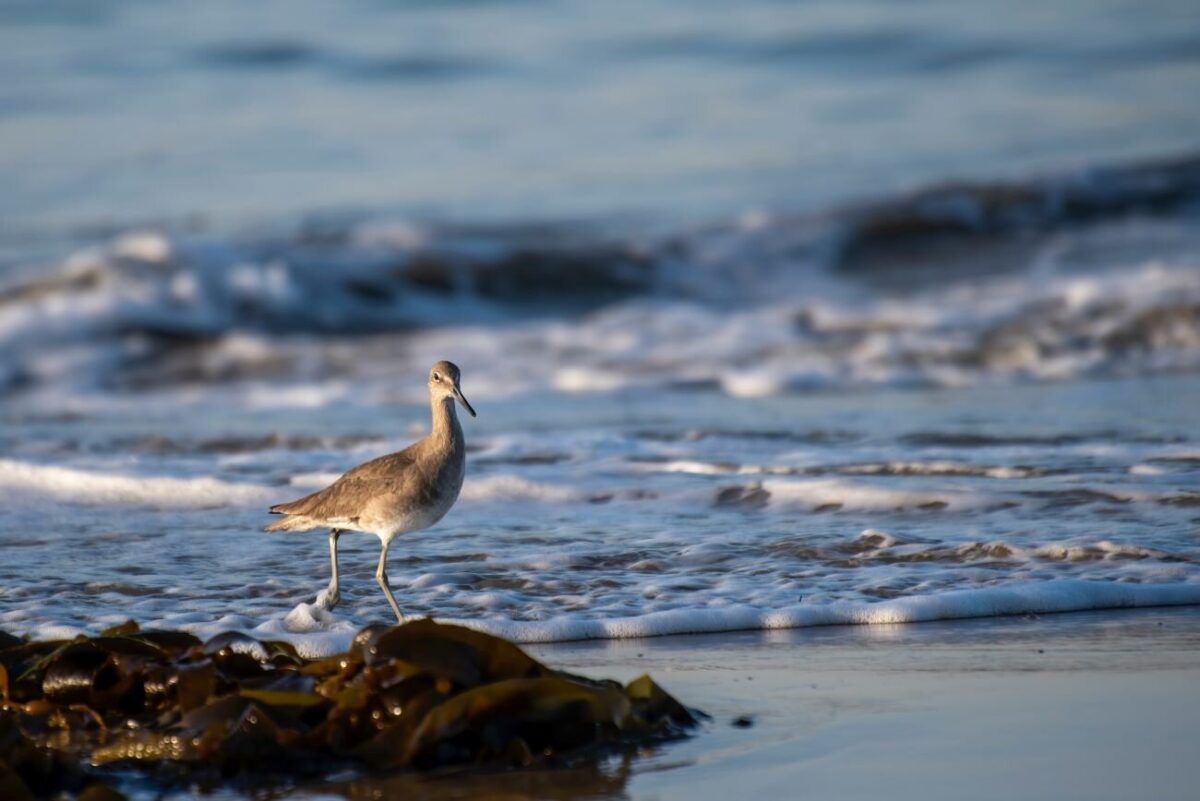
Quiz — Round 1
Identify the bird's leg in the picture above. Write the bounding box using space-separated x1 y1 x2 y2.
375 539 404 624
326 529 342 609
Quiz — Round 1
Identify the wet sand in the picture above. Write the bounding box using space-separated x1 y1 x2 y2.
305 607 1200 801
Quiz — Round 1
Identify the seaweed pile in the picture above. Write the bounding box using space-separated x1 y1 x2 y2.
0 619 701 799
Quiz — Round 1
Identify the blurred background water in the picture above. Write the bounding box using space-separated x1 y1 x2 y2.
3 0 1200 256
1 0 1199 644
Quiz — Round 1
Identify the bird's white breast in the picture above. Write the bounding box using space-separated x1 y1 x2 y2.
376 460 464 543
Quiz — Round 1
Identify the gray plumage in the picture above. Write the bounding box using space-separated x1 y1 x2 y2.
265 360 475 622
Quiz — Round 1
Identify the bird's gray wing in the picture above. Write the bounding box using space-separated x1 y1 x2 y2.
268 448 421 522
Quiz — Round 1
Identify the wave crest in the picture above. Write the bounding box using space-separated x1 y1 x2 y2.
3 153 1200 402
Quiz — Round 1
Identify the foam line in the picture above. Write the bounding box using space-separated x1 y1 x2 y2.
0 459 272 509
220 580 1200 657
449 581 1200 643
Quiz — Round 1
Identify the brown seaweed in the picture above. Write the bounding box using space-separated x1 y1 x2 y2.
0 619 703 798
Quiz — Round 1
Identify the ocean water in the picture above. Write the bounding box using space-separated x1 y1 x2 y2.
2 370 1199 654
2 1 1200 654
4 0 1200 259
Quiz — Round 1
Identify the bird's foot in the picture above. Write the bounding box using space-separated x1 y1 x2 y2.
319 587 340 610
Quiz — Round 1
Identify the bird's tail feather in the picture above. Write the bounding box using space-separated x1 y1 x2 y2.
264 515 317 533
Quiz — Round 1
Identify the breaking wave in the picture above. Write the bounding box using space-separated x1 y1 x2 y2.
16 579 1199 656
453 580 1200 644
2 153 1200 404
0 459 273 509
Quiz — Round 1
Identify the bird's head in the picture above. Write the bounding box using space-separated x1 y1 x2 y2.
428 360 476 417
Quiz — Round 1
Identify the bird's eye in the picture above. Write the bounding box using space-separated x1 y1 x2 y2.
432 373 441 382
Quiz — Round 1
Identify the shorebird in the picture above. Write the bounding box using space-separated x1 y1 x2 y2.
265 361 475 622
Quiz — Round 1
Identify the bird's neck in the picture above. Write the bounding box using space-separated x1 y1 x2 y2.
429 396 463 450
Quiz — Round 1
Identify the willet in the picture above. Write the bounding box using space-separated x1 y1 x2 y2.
265 360 475 622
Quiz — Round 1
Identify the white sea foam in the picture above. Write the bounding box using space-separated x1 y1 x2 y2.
3 186 1200 412
760 478 997 512
650 460 741 475
111 231 173 263
241 382 351 410
17 578 1186 660
444 580 1200 644
156 580 1200 656
553 367 631 393
17 623 88 641
288 471 346 489
858 528 900 548
836 461 1039 479
256 608 361 660
0 459 272 509
459 475 585 503
645 460 1039 479
1030 541 1174 562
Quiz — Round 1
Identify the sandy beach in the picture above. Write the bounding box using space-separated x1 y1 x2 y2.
295 607 1200 801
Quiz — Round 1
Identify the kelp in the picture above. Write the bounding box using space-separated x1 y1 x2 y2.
0 619 702 798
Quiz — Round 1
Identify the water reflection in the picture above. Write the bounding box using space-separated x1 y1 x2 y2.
311 755 634 801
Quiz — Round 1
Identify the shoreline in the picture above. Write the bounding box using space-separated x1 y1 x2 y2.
9 576 1200 658
4 586 1196 799
164 581 1200 656
304 606 1200 801
439 581 1200 644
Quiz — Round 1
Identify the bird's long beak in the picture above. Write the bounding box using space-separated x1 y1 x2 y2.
452 384 476 417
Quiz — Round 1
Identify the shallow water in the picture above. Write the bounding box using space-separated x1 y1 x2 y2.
2 374 1198 652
